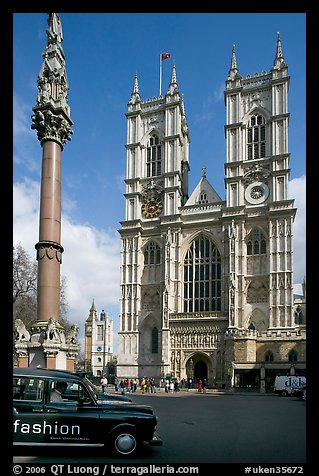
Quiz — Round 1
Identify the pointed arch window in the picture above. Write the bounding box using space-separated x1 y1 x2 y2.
265 350 274 362
151 327 158 353
183 236 221 312
198 191 208 204
288 350 298 362
247 114 266 160
294 306 303 325
146 134 162 177
247 228 267 256
144 241 161 265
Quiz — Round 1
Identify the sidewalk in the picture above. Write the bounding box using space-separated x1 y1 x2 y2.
104 386 274 397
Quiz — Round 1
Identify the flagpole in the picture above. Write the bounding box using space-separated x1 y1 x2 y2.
159 52 162 96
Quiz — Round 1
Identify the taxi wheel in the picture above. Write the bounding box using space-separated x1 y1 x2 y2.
110 428 139 457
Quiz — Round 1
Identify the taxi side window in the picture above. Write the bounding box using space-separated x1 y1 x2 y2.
13 377 44 401
49 380 92 404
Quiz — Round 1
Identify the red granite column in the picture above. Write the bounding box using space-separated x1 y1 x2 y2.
35 140 63 322
25 13 79 370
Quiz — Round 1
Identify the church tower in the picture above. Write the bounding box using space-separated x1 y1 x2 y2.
117 64 190 379
223 34 296 334
84 300 114 376
84 300 97 372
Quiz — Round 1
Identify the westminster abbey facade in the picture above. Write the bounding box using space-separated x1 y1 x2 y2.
116 35 306 391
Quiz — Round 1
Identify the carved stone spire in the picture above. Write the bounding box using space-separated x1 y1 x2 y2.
273 32 287 70
231 44 237 70
129 71 141 104
227 45 241 80
47 13 63 44
31 13 73 149
167 62 179 96
87 299 98 321
181 94 190 140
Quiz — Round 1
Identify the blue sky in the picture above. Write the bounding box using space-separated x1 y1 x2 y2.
13 13 306 353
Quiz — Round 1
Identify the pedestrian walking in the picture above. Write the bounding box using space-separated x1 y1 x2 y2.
120 379 126 396
150 378 156 393
101 374 108 394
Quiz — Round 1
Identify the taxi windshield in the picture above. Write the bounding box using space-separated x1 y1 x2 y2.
84 377 100 401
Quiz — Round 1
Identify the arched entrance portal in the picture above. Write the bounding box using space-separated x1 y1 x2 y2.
194 360 207 380
186 354 210 382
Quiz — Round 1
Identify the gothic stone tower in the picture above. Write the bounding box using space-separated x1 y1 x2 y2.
223 35 302 390
84 300 114 377
117 65 190 379
15 13 79 369
117 36 305 389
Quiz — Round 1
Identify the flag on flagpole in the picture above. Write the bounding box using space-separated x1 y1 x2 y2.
159 52 171 96
161 52 171 61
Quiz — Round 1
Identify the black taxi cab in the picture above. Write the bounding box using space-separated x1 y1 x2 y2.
13 367 162 457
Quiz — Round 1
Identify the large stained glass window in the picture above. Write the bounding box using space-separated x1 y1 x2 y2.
183 236 221 312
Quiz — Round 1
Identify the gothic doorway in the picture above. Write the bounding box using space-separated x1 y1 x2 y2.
185 354 211 383
194 360 207 380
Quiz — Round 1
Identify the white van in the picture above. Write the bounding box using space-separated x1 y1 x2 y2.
274 375 306 396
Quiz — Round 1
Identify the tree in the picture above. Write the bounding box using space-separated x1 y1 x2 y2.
13 243 71 329
59 274 70 330
13 243 37 326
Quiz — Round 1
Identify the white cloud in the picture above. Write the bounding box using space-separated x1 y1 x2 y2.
61 218 120 320
13 93 39 173
213 82 225 102
289 175 306 284
13 179 40 255
13 93 31 138
13 179 121 354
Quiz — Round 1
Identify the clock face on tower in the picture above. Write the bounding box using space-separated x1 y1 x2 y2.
245 181 269 205
142 198 162 218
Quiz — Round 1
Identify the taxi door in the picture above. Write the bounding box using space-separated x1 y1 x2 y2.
41 380 101 446
13 376 46 445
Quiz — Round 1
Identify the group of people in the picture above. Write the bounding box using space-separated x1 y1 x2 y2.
116 377 157 395
164 379 180 392
163 377 208 393
101 374 209 395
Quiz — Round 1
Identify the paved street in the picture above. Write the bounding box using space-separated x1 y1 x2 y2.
13 391 306 465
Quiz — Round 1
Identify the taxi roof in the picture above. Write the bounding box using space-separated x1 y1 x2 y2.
13 367 87 380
